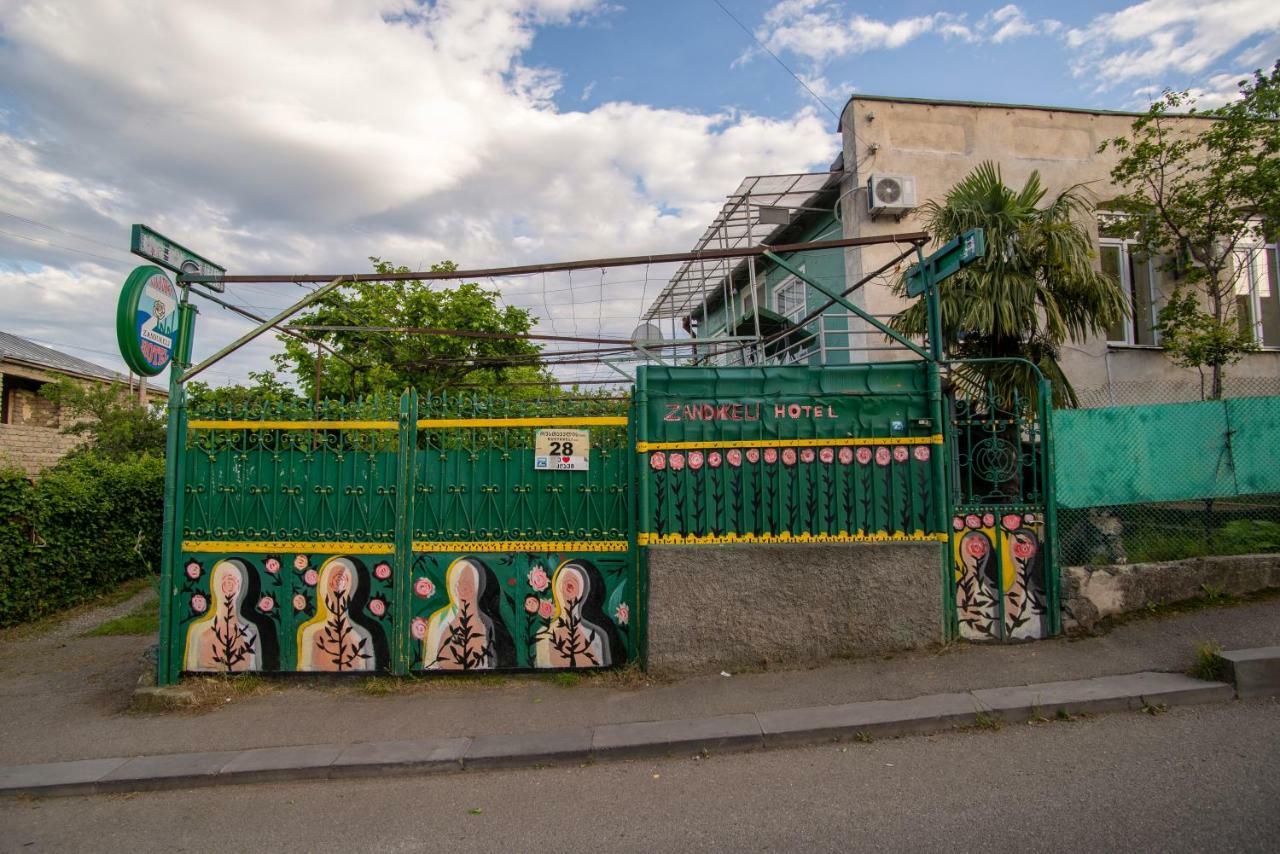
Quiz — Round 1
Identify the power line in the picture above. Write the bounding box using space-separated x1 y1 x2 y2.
709 0 839 121
0 210 128 254
0 227 130 267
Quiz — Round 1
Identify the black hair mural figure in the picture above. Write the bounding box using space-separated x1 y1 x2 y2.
534 559 622 669
423 557 515 670
297 557 388 672
956 530 999 640
183 557 279 673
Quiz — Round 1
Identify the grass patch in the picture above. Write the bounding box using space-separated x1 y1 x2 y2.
1189 640 1228 682
0 576 155 641
84 595 159 636
552 672 582 688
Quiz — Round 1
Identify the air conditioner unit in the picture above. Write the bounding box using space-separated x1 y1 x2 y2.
867 174 917 217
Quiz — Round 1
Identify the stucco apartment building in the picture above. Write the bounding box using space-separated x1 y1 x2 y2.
646 94 1279 405
0 330 165 474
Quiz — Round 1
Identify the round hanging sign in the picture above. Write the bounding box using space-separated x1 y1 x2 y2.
117 265 179 376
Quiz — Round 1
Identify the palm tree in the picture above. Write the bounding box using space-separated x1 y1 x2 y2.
890 161 1126 408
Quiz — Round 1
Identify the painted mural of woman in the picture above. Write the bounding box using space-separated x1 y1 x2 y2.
1004 529 1046 639
423 557 515 670
297 556 386 672
535 560 621 669
184 558 278 673
955 530 999 640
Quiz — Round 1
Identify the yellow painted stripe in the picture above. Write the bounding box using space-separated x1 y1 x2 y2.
635 434 944 452
637 531 947 546
413 540 628 553
417 416 628 428
187 420 397 430
182 540 395 554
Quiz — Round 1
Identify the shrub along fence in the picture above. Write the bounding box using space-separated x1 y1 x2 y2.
0 452 164 626
1054 395 1280 566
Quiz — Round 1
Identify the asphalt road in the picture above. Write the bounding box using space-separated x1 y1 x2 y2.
3 698 1277 853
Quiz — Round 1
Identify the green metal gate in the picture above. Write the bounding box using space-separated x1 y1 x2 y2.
159 392 639 682
944 369 1060 642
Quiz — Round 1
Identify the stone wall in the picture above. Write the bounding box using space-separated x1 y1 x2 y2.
646 542 943 673
0 423 84 474
1062 553 1280 632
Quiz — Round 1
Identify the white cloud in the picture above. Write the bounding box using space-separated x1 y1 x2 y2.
1066 0 1280 88
756 2 974 64
0 0 836 385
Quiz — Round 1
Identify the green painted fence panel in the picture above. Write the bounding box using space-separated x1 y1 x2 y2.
635 363 945 545
1226 395 1280 496
1054 396 1280 508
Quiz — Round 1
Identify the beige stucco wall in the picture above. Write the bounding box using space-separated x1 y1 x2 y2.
837 97 1279 403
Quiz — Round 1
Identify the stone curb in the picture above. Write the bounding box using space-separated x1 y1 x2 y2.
0 670 1232 799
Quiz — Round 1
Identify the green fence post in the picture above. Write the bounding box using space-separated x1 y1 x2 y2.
1038 377 1062 636
393 388 418 676
157 289 196 686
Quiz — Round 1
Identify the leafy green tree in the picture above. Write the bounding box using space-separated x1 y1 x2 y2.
1100 62 1279 398
40 377 166 459
185 370 303 411
271 258 552 399
890 161 1125 407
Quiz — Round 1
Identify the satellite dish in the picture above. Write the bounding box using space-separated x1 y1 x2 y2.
630 322 664 347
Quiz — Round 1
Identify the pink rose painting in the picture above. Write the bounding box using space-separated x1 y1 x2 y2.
893 446 909 463
411 617 426 640
763 448 778 464
875 447 892 466
615 603 630 625
528 566 549 592
965 514 981 529
650 452 666 471
257 596 274 613
1024 513 1037 524
292 593 307 612
264 557 280 575
524 595 539 614
856 447 872 465
726 449 742 467
688 451 704 471
965 536 989 558
746 449 760 464
953 516 965 531
374 562 392 580
185 562 201 580
414 577 435 598
799 448 815 464
303 569 319 586
708 451 722 468
819 447 835 464
838 447 854 465
982 512 996 528
782 448 797 466
538 599 554 620
191 594 208 614
369 598 387 617
1013 539 1036 560
1002 513 1022 532
669 452 686 471
912 445 930 462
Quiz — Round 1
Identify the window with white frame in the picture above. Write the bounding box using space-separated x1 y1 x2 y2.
1099 235 1159 346
773 273 807 323
1234 243 1280 348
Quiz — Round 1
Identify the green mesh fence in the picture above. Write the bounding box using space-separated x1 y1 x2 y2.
1054 394 1280 565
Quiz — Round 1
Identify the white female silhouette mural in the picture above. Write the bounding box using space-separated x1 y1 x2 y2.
184 558 276 672
534 560 620 669
423 557 514 670
296 556 379 671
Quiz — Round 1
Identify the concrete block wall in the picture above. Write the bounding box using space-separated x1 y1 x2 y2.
646 542 944 673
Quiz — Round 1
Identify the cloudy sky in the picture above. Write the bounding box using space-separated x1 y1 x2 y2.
1 0 1276 388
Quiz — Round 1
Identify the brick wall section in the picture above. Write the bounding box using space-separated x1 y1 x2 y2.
0 423 84 474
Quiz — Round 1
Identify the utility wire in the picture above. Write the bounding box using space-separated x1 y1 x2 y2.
0 209 129 254
710 0 839 121
0 227 130 267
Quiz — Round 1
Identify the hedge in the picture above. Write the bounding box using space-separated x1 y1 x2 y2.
0 452 164 627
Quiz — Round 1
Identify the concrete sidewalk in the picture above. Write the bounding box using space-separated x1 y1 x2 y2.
1 590 1277 794
0 669 1236 797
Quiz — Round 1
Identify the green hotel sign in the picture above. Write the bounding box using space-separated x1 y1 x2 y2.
130 224 225 292
117 265 179 376
905 228 985 297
